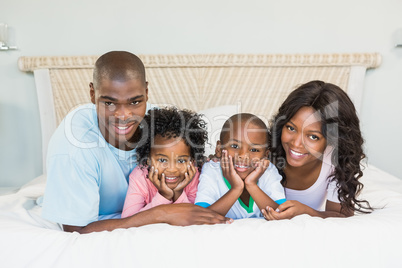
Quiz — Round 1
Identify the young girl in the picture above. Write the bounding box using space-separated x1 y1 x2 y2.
121 107 208 218
195 113 286 219
262 80 372 220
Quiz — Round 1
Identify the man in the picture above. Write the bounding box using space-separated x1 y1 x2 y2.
42 51 230 234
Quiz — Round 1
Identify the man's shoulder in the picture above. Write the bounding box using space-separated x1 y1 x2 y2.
48 103 105 156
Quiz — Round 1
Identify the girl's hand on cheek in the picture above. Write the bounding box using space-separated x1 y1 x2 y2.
173 161 196 199
149 166 174 201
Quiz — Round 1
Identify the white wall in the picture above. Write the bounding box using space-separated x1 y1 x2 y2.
1 0 401 187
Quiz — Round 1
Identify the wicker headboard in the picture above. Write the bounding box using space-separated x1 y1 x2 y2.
18 53 381 173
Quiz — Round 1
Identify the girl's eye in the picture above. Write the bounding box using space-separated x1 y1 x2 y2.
177 159 186 164
157 158 167 163
230 144 239 149
250 148 260 152
309 135 319 141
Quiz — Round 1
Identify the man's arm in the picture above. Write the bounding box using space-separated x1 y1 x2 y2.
63 203 232 234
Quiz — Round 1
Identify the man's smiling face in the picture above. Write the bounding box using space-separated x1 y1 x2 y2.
90 78 148 151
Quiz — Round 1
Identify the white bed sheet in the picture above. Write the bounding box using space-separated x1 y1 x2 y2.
1 165 402 268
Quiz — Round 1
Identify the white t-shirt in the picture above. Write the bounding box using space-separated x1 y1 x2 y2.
284 147 339 211
195 161 286 219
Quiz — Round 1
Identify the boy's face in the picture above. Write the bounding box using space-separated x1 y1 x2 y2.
216 121 269 179
149 135 192 190
90 78 148 151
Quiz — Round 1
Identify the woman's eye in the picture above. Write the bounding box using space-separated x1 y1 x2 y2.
230 144 239 149
286 125 295 132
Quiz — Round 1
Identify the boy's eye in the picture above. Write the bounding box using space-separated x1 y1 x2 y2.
104 102 114 106
230 144 239 149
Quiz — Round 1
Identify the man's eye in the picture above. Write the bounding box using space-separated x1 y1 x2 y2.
105 102 114 106
131 101 140 105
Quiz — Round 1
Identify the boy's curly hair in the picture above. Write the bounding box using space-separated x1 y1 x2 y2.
136 107 208 170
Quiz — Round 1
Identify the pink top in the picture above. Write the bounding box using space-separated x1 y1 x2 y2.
121 166 200 218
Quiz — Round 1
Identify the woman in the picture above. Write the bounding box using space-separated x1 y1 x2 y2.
263 80 372 220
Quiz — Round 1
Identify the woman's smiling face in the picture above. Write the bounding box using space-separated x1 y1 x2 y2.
281 106 327 168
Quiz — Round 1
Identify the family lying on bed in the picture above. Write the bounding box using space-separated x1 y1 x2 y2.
40 51 373 234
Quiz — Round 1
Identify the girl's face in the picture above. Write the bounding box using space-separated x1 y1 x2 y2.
217 121 269 179
149 135 192 190
281 106 327 168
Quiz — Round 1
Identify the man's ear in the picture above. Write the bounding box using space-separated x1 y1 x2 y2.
89 82 96 104
215 140 222 158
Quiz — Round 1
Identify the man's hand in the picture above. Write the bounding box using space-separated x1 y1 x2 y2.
158 203 233 226
149 166 174 201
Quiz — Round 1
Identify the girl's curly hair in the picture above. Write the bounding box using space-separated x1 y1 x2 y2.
269 80 372 214
136 106 208 170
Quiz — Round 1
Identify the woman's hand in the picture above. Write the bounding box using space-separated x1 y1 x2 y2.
172 162 196 201
149 166 174 201
220 150 244 191
261 200 310 220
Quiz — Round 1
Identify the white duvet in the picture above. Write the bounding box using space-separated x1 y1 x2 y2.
1 165 402 268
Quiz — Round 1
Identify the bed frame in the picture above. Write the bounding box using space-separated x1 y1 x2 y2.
18 53 381 174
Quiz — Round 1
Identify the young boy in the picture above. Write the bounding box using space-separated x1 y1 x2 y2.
195 113 286 219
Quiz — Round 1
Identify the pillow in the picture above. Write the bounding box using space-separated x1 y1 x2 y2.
199 105 239 157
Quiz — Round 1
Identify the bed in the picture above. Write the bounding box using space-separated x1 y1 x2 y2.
2 53 402 267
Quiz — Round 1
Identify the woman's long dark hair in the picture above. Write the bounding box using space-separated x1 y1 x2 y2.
269 80 372 214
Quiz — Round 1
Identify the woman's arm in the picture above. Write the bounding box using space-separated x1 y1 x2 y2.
261 200 353 220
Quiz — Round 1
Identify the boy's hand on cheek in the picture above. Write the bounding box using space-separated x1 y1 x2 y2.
149 166 174 201
220 150 244 191
244 159 270 187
